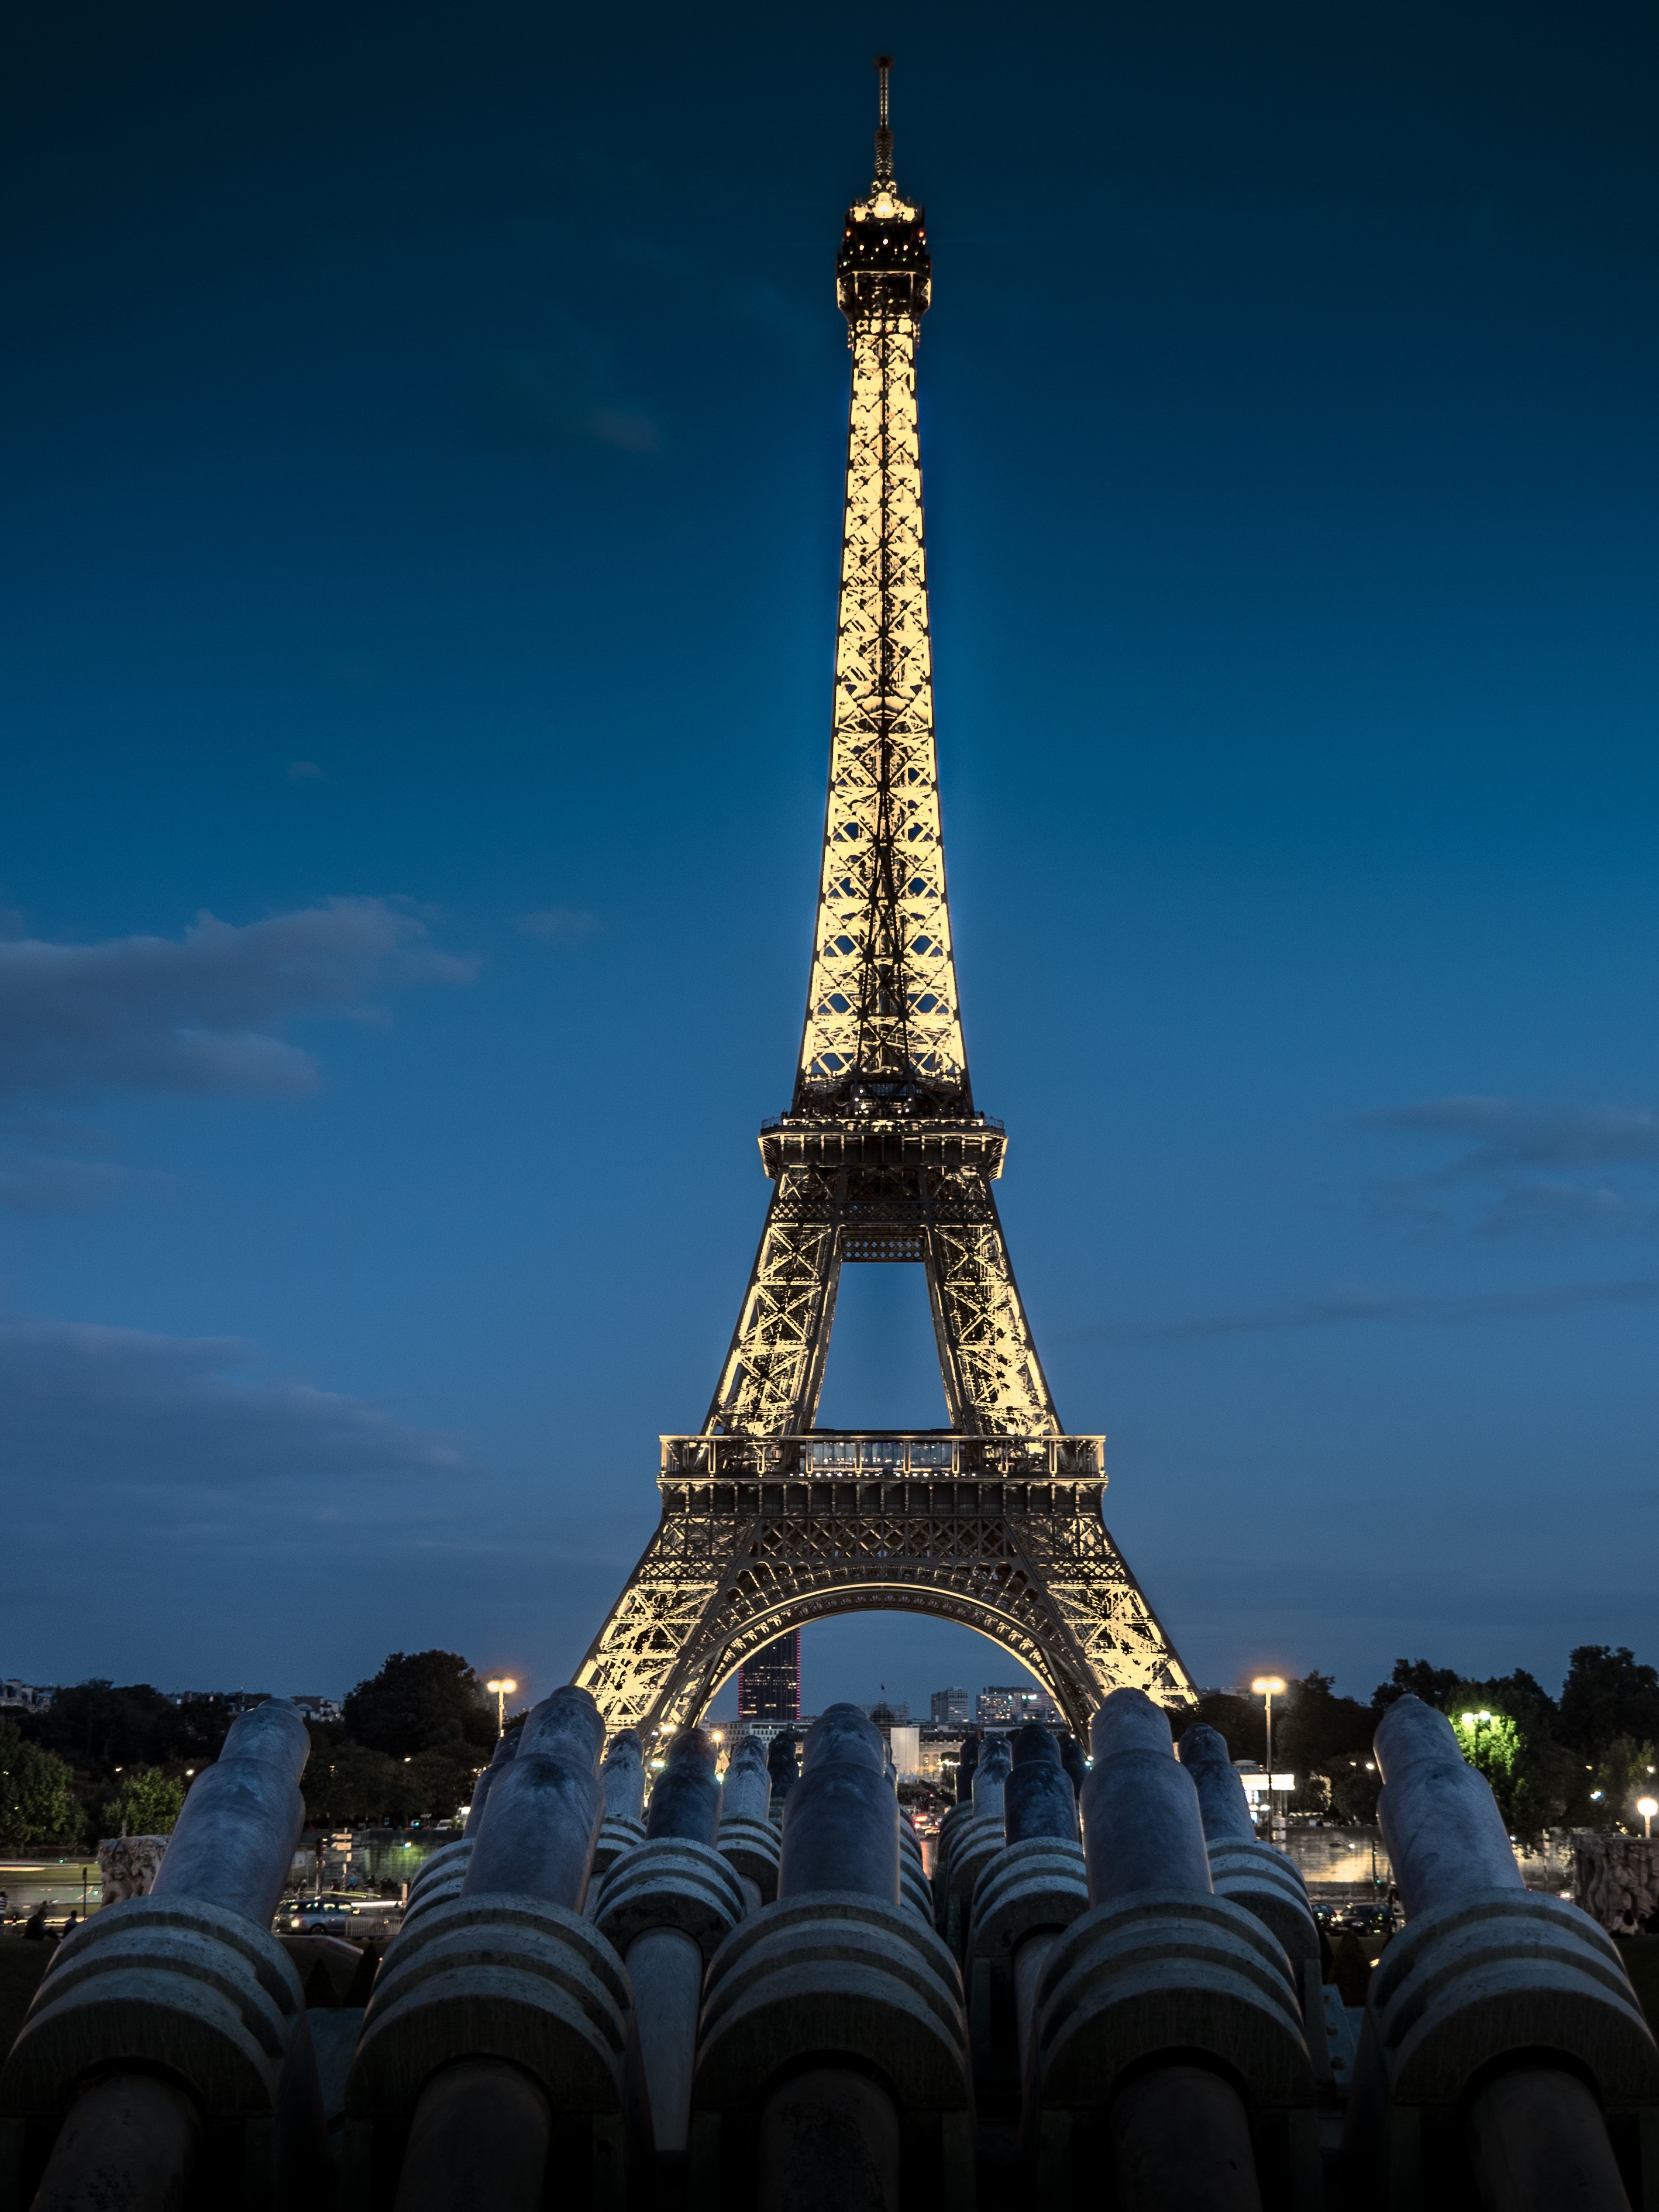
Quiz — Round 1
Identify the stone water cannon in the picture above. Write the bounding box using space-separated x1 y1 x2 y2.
897 1809 936 1928
593 1728 744 2168
1178 1725 1323 2007
692 1702 975 2212
398 1726 522 1935
587 1730 647 1904
764 1733 798 1824
716 1738 782 1912
0 1698 331 2212
969 1725 1089 2094
1030 1689 1318 2212
1345 1694 1659 2212
943 1737 1013 1955
344 1685 632 2212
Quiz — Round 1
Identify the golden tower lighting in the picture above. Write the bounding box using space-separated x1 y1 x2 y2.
574 60 1193 1737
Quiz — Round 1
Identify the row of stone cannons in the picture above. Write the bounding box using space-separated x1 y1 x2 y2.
1 1688 1656 2212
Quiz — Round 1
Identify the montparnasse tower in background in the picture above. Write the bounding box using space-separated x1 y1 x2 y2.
577 61 1193 1735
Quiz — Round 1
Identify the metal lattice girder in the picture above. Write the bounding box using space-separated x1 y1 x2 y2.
574 1457 1192 1740
577 127 1195 1737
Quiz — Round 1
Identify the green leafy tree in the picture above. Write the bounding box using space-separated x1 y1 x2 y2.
407 1743 485 1825
0 1722 83 1849
343 1653 495 1759
1583 1736 1659 1834
102 1767 187 1837
23 1681 197 1773
1372 1660 1461 1715
1559 1648 1659 1763
302 1741 411 1828
1188 1691 1260 1763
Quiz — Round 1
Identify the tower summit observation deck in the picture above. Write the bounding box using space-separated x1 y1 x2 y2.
577 63 1193 1737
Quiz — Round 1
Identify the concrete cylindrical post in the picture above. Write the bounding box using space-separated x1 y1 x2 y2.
1082 1689 1213 1901
1351 1695 1659 2208
599 1728 741 2159
955 1729 982 1803
462 1726 519 1838
153 1697 311 1927
601 1729 646 1824
461 1685 605 1908
777 1705 899 1903
1 1700 325 2212
1178 1724 1320 1979
1373 1694 1523 1915
645 1726 720 1844
718 1737 782 1911
766 1731 800 1819
972 1737 1011 1822
694 1702 969 2212
1007 1726 1078 1846
1058 1733 1087 1800
347 1685 629 2212
971 1724 1087 2080
1032 1692 1309 2212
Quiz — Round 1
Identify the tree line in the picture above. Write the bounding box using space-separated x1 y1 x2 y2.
0 1651 503 1852
1195 1644 1659 1845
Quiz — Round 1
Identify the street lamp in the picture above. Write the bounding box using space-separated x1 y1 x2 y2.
1251 1678 1286 1773
1251 1677 1286 1831
1637 1797 1657 1841
485 1678 518 1735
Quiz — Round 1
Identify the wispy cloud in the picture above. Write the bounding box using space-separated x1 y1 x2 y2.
0 1318 463 1485
0 898 472 1105
287 759 326 783
515 907 599 943
1362 1095 1659 1239
1073 1277 1659 1346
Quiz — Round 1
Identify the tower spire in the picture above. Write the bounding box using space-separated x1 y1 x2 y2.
873 52 894 183
574 67 1195 1740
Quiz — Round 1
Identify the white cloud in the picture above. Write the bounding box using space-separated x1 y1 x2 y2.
1364 1095 1659 1239
0 1318 463 1487
0 898 473 1103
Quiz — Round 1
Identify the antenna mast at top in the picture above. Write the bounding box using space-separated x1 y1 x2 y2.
873 53 894 182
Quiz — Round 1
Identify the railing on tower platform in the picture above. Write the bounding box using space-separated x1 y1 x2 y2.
659 1432 1106 1481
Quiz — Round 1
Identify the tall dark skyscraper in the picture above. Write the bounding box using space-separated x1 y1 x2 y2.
737 1630 800 1722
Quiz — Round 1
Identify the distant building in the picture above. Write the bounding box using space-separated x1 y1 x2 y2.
930 1688 970 1724
170 1691 272 1715
0 1680 56 1713
867 1698 910 1726
976 1685 1061 1726
738 1630 800 1722
290 1695 343 1724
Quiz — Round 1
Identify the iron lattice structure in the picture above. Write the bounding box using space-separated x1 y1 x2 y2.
577 70 1193 1739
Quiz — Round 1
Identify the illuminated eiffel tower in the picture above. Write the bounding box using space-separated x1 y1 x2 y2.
577 62 1193 1737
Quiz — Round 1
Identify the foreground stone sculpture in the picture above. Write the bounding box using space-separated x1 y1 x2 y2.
12 1687 1659 2212
92 1835 169 1906
344 1685 630 2212
1 1699 328 2212
596 1729 742 2167
692 1702 974 2211
971 1725 1089 2098
1347 1694 1659 2212
1031 1688 1318 2211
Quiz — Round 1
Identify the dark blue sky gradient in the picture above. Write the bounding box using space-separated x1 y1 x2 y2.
3 0 1657 1713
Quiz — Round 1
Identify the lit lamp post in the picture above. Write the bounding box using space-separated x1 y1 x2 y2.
1459 1709 1493 1770
1251 1676 1286 1830
486 1677 517 1735
1637 1797 1657 1841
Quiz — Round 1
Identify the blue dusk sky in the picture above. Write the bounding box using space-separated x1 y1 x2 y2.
2 0 1656 1718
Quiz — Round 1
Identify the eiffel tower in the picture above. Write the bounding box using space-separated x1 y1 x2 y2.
577 62 1193 1739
